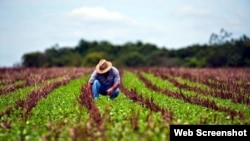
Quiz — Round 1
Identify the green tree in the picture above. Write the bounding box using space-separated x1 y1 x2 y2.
122 52 146 67
83 52 107 67
22 52 45 67
75 39 90 55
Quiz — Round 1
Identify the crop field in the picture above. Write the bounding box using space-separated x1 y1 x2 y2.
0 67 250 141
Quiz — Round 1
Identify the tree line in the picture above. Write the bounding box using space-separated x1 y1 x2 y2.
22 34 250 68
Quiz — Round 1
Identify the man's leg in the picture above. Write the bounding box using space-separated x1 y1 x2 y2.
92 80 101 99
109 88 120 100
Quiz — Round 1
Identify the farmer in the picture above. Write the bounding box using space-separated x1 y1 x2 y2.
87 59 120 100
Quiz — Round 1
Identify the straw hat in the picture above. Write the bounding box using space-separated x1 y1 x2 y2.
95 59 112 74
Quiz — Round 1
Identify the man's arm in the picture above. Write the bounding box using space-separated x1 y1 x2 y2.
107 67 121 95
107 83 120 95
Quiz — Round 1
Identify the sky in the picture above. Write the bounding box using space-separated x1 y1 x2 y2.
0 0 250 67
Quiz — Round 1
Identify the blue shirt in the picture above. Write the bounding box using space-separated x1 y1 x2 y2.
88 67 120 86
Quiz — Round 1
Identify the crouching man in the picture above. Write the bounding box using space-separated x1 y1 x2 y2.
87 59 120 100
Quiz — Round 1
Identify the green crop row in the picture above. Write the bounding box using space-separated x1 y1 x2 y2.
0 76 89 141
123 71 249 124
0 77 62 112
141 72 250 122
0 69 249 141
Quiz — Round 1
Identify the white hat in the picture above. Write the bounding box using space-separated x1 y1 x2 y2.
95 59 112 74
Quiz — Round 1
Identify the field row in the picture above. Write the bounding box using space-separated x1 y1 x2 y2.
0 67 249 140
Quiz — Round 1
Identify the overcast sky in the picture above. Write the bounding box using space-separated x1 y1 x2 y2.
0 0 249 67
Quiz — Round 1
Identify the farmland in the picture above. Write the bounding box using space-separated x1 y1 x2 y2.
0 67 250 141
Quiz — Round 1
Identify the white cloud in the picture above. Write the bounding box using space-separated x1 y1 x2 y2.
177 5 211 17
68 6 134 23
63 6 161 45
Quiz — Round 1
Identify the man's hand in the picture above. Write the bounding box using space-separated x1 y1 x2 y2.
106 83 120 95
106 87 114 95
